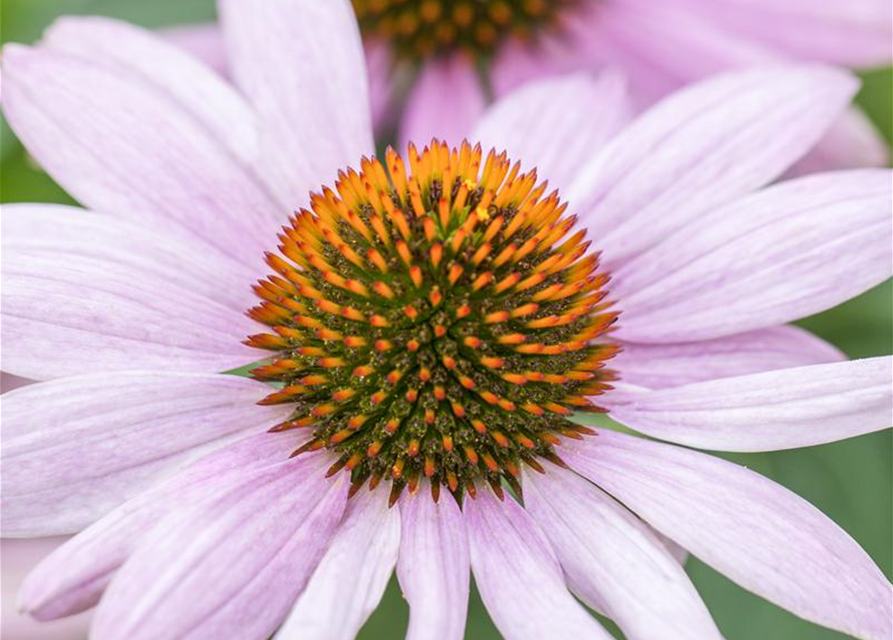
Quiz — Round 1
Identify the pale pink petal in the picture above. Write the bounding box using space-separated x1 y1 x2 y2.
493 3 886 177
565 66 859 266
489 2 679 105
561 2 888 174
167 18 395 137
2 538 92 640
607 356 893 452
615 170 893 342
19 433 302 621
1 207 260 379
564 431 893 640
663 0 893 67
489 32 588 99
397 486 469 640
218 0 374 210
586 2 889 173
1 263 254 379
650 529 689 565
614 325 845 389
0 372 290 536
523 465 722 640
464 489 613 640
41 17 256 168
1 45 281 269
399 54 486 150
570 0 778 106
790 107 890 175
560 4 682 108
365 39 395 132
471 71 631 193
277 487 400 640
91 453 348 640
3 203 257 313
161 22 229 76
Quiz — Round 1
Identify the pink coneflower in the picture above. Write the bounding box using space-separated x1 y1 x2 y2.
2 2 892 640
167 0 891 172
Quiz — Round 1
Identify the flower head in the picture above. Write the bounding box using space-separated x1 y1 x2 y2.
248 140 617 503
1 3 892 640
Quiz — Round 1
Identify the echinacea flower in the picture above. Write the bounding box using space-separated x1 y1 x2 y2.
2 2 892 640
165 0 892 173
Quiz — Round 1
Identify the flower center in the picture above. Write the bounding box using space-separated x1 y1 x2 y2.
352 0 581 59
247 140 618 505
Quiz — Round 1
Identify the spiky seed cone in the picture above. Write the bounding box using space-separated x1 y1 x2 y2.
247 140 619 504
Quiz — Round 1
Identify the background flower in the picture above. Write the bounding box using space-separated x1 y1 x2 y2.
390 0 892 174
140 0 891 173
0 1 891 640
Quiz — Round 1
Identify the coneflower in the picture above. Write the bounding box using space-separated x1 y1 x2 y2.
1 3 891 640
247 140 618 505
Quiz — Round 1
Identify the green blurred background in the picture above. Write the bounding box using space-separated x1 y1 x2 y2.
1 1 890 639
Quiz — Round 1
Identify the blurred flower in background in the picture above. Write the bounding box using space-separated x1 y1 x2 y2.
0 2 891 640
361 0 893 174
165 0 891 172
